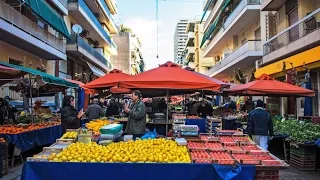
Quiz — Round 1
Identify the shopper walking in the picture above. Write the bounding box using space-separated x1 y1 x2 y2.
124 90 146 139
61 95 84 134
85 98 104 121
247 99 274 150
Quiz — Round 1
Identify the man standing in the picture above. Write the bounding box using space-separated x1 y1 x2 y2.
247 99 274 150
124 90 146 139
197 100 213 118
85 98 104 121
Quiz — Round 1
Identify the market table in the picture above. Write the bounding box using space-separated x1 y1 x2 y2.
185 118 206 133
21 161 256 180
0 125 62 167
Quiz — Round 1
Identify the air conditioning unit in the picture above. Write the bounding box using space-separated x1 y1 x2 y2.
81 30 90 38
255 59 263 69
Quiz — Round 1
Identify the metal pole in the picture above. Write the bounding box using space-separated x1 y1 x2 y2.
29 74 34 124
166 89 169 137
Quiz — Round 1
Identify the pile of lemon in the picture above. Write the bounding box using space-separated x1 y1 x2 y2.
85 120 111 133
61 131 78 139
49 139 191 163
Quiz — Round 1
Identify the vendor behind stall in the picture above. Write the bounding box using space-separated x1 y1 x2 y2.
85 98 104 121
241 99 255 113
124 90 146 139
197 100 213 118
61 95 84 134
106 99 119 117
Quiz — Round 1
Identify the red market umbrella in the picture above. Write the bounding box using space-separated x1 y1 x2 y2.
63 78 98 95
226 74 315 97
118 61 223 93
110 86 131 94
84 69 131 89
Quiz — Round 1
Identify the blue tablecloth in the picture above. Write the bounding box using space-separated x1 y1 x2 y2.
21 162 256 180
0 125 62 152
185 118 206 133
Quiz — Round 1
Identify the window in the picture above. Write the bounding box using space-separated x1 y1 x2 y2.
9 58 23 66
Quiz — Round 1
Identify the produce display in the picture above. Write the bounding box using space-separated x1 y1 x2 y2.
205 142 223 150
231 154 261 165
0 122 60 134
85 120 112 134
273 119 320 144
241 144 261 151
209 151 235 165
224 145 243 151
220 136 236 144
190 150 210 159
61 131 78 140
50 139 191 163
187 142 206 149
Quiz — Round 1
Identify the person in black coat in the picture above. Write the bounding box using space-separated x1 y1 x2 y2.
106 99 119 117
61 95 84 134
197 100 213 118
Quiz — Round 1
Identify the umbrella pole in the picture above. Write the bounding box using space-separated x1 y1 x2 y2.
166 89 169 137
29 74 34 124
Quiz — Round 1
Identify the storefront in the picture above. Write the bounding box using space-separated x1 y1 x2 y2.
255 45 320 117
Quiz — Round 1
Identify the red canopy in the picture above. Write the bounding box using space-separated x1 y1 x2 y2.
118 61 222 91
84 69 131 89
63 78 98 95
110 86 131 94
226 74 315 97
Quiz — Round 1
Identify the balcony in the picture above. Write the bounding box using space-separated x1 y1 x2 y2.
68 0 117 54
205 40 263 78
261 0 287 11
186 32 195 46
67 35 113 71
204 0 260 57
186 47 195 61
203 0 216 11
95 0 118 34
204 0 224 31
106 0 118 15
263 8 320 64
0 0 66 60
51 0 68 15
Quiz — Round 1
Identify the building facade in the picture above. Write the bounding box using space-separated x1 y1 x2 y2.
201 0 262 83
0 0 69 100
110 30 145 75
184 21 215 74
174 19 189 64
255 0 320 116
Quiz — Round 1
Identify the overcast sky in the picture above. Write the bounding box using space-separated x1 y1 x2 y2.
115 0 203 70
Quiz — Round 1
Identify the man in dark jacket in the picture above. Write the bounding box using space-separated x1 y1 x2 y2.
85 98 104 121
124 90 146 139
247 99 274 150
106 99 119 117
197 100 213 118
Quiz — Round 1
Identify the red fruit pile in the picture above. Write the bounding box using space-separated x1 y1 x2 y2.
194 159 212 164
188 142 206 149
262 160 283 166
220 136 235 143
190 150 211 159
232 154 261 165
205 142 223 149
200 135 219 141
241 145 261 151
209 151 233 160
224 145 244 151
232 136 250 142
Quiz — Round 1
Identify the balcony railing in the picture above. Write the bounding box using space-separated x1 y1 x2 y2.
0 0 66 53
264 8 320 55
58 0 68 7
210 0 260 45
68 35 112 69
204 0 223 31
207 40 262 74
97 0 116 26
69 0 117 49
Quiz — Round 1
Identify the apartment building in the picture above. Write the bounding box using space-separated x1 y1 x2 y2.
110 31 145 75
255 0 320 116
0 0 70 99
201 0 262 82
184 21 215 74
174 19 189 64
60 0 118 82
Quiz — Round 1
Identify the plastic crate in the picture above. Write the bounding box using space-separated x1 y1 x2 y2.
290 145 316 157
255 168 279 180
290 161 316 171
1 142 8 175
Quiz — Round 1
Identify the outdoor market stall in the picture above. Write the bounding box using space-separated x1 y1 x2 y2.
0 62 79 168
21 126 288 180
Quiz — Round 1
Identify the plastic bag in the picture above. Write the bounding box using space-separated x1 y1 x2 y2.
141 129 157 140
99 124 123 134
